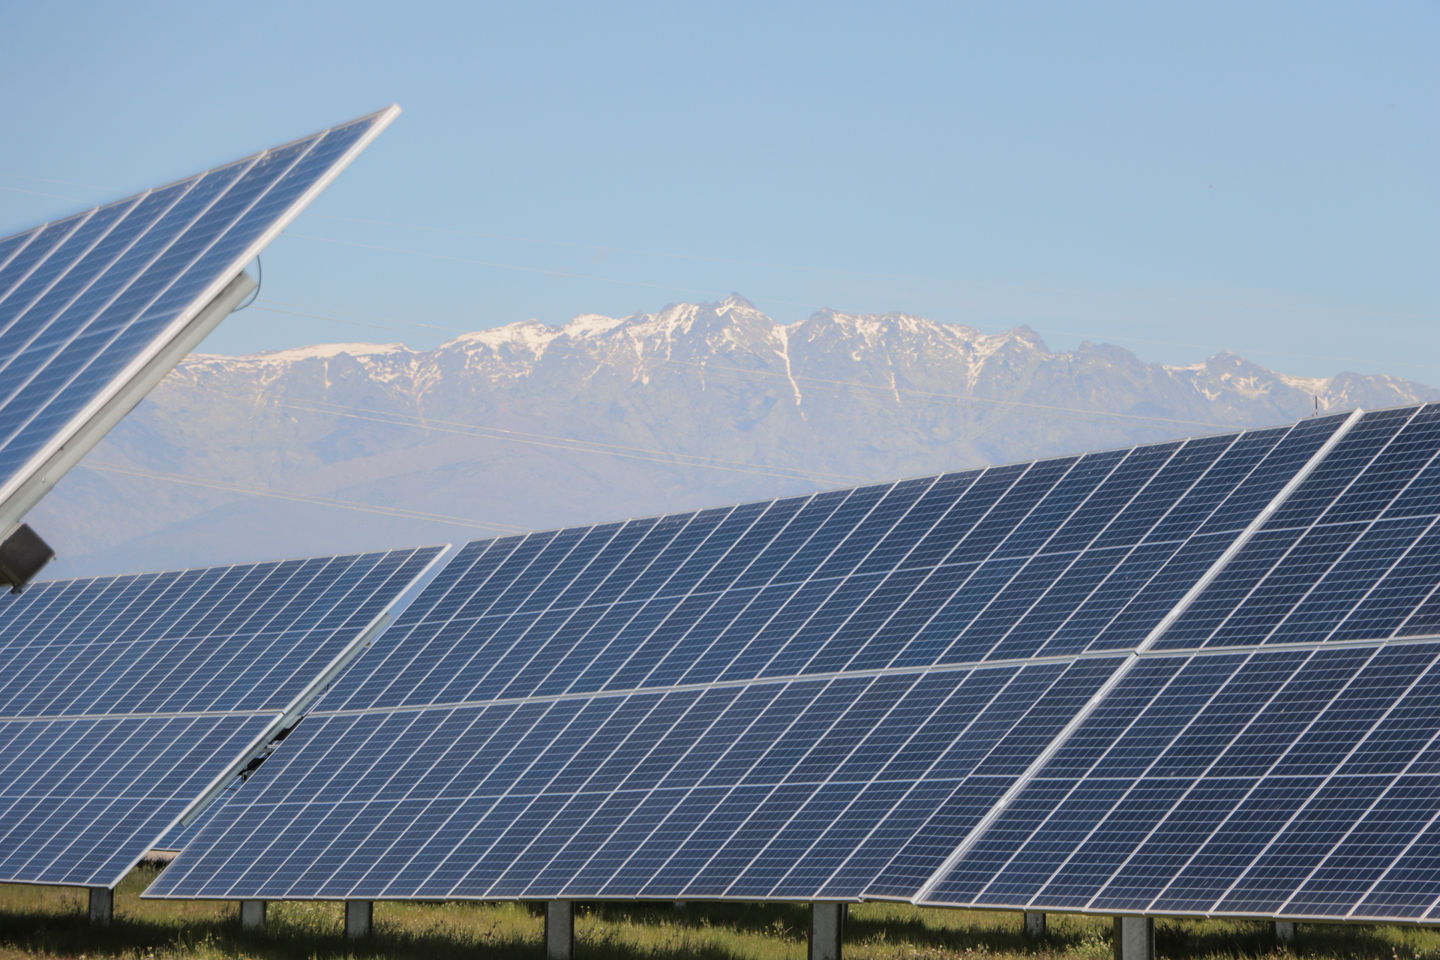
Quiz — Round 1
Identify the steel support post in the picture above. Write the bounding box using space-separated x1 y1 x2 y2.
1024 912 1047 938
1113 916 1154 960
345 900 372 940
545 901 575 960
809 902 844 960
240 900 266 931
1275 921 1297 947
88 887 113 927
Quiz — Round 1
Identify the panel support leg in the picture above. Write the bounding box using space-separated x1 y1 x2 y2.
1024 911 1047 938
809 902 844 960
345 900 372 940
1275 921 1297 947
545 901 575 960
240 900 266 931
1113 916 1153 960
88 887 113 927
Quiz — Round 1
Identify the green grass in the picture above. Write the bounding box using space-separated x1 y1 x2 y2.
3 865 1440 959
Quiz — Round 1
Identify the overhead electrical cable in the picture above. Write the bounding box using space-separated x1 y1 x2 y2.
85 461 527 534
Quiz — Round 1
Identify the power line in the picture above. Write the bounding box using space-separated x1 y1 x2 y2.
85 462 528 535
206 388 869 487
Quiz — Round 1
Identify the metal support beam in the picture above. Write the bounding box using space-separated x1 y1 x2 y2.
1275 921 1297 947
809 902 844 960
345 900 372 940
1113 916 1154 960
240 900 266 931
88 887 113 927
1024 911 1047 938
545 901 575 960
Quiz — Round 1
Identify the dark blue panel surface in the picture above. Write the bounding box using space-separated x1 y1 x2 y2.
321 417 1346 720
925 640 1440 920
1158 405 1440 650
0 545 441 885
144 656 1126 900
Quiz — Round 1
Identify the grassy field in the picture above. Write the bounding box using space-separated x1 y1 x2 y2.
2 865 1439 960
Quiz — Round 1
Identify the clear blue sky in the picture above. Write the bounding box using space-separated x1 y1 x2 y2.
2 1 1435 383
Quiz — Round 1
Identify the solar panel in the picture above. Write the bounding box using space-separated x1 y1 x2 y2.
1156 406 1440 650
0 107 399 586
918 403 1440 920
922 642 1440 920
0 545 443 887
146 412 1359 902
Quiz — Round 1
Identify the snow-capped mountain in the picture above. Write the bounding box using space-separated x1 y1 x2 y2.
33 296 1437 576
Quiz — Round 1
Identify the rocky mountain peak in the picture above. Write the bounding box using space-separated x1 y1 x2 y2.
36 298 1439 577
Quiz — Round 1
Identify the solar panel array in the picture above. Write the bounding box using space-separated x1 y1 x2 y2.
149 412 1364 903
0 106 396 533
0 545 442 887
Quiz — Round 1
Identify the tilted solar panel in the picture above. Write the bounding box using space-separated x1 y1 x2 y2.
146 412 1356 902
920 403 1440 920
1155 405 1440 650
0 107 398 584
0 545 444 887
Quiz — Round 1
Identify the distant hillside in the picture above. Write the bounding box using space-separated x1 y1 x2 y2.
33 296 1437 576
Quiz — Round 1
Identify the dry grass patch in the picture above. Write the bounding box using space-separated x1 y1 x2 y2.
1 867 1439 959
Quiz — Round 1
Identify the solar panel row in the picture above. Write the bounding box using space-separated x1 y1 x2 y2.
148 412 1366 904
0 545 444 887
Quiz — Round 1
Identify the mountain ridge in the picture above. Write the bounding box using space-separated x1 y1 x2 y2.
31 297 1437 577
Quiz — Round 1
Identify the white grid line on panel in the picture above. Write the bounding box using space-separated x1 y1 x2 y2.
962 654 1209 906
1140 646 1389 913
859 663 1115 898
1027 649 1322 911
1193 408 1426 648
484 690 710 899
0 107 396 514
712 673 910 897
911 411 1363 904
842 663 1083 898
671 674 885 899
927 444 1179 666
0 158 242 448
1067 649 1356 913
1212 644 1440 913
682 482 930 688
337 537 531 709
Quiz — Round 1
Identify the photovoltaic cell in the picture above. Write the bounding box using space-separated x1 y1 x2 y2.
924 640 1440 921
0 545 442 886
1156 404 1440 650
0 107 397 532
